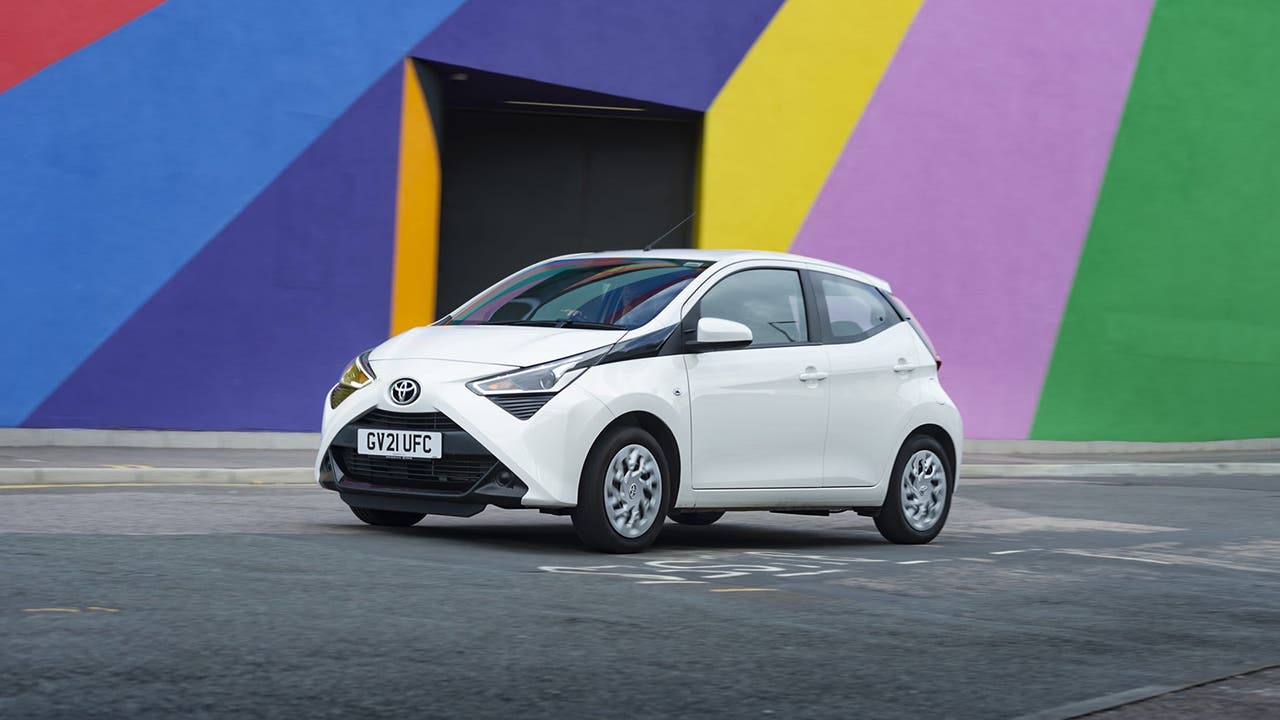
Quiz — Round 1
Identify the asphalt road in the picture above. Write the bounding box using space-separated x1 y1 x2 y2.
2 472 1278 719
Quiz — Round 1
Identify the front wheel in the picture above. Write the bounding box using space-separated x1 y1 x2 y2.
572 426 671 553
350 506 426 527
874 435 952 544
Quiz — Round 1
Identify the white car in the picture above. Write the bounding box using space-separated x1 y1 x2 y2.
316 250 961 552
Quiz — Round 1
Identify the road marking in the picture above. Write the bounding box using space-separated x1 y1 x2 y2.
643 560 791 579
0 482 311 490
990 549 1040 555
897 560 941 565
777 569 844 577
1092 548 1280 575
539 565 705 584
105 464 154 469
710 588 777 593
953 517 1181 535
746 551 886 564
86 606 120 613
1054 550 1172 565
23 607 80 613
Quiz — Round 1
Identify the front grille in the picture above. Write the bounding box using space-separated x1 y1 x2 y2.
490 392 556 420
334 447 495 493
355 409 463 432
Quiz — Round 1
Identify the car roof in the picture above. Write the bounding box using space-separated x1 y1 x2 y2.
554 248 892 292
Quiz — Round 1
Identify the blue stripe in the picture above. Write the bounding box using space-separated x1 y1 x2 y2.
0 0 463 425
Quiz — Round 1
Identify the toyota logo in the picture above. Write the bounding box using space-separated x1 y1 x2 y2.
389 378 420 406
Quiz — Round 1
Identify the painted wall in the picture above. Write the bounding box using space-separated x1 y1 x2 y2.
2 0 1277 440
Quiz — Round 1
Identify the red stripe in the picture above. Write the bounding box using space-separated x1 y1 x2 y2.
0 0 164 93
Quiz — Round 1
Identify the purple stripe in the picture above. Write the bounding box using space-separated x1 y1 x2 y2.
24 67 402 431
791 0 1152 438
414 0 783 111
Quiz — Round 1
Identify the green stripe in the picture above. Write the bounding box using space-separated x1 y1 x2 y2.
1033 0 1280 441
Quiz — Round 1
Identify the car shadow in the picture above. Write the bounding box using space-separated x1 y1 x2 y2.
335 515 888 555
655 523 886 550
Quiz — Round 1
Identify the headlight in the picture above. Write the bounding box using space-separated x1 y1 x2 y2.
330 351 376 409
467 347 608 396
340 351 376 389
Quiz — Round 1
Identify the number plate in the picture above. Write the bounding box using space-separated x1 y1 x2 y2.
356 429 442 459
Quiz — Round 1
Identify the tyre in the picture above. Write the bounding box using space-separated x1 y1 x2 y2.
668 510 725 526
572 425 671 553
350 506 426 527
874 434 952 544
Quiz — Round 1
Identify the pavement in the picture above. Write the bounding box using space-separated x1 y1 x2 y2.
2 453 1278 718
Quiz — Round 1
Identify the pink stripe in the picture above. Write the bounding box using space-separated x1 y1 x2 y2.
791 0 1152 438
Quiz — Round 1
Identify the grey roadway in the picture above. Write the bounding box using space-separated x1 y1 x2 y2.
2 470 1278 719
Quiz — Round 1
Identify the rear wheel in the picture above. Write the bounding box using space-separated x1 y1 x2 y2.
572 426 670 553
668 510 725 526
350 506 426 527
874 435 951 544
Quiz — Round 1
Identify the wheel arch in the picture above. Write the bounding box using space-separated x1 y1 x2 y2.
596 411 683 508
908 423 957 487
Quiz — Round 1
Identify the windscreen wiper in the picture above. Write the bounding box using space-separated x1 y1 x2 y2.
485 320 625 330
553 319 625 330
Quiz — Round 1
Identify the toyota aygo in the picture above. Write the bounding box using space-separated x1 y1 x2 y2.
317 250 961 552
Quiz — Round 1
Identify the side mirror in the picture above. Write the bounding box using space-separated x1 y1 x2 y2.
691 317 753 351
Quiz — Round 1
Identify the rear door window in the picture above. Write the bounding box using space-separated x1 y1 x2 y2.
814 273 898 342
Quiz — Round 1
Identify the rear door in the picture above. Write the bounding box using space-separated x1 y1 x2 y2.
811 272 926 487
683 267 830 489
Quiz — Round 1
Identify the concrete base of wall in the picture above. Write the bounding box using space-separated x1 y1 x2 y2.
4 428 1280 454
0 428 318 450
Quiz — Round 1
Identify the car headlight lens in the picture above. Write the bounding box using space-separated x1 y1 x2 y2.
330 351 376 408
467 347 609 396
340 351 376 389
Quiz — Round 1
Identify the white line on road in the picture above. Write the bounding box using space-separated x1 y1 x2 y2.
991 549 1041 555
1054 550 1172 565
745 551 886 564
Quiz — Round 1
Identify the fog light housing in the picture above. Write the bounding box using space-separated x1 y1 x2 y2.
318 453 338 488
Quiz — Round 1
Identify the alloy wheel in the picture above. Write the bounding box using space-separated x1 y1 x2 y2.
604 444 663 538
900 449 947 532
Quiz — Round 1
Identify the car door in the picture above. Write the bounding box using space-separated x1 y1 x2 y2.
811 272 926 487
684 267 830 489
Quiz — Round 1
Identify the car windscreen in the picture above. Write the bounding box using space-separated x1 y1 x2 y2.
446 257 714 330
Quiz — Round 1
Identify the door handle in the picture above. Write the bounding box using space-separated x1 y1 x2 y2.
893 361 916 374
798 370 829 382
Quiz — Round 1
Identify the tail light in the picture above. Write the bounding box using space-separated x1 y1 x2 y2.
885 293 941 371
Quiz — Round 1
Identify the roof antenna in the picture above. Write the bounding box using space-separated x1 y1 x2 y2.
642 211 696 251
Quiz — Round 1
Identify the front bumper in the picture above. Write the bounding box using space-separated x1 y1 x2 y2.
319 407 529 516
315 358 617 511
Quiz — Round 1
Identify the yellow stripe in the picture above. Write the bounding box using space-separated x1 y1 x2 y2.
390 59 441 335
697 0 922 252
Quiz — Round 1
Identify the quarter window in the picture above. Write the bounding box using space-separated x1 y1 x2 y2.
816 273 896 342
698 269 808 346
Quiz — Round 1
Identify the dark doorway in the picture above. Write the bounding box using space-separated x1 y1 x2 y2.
425 62 700 315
